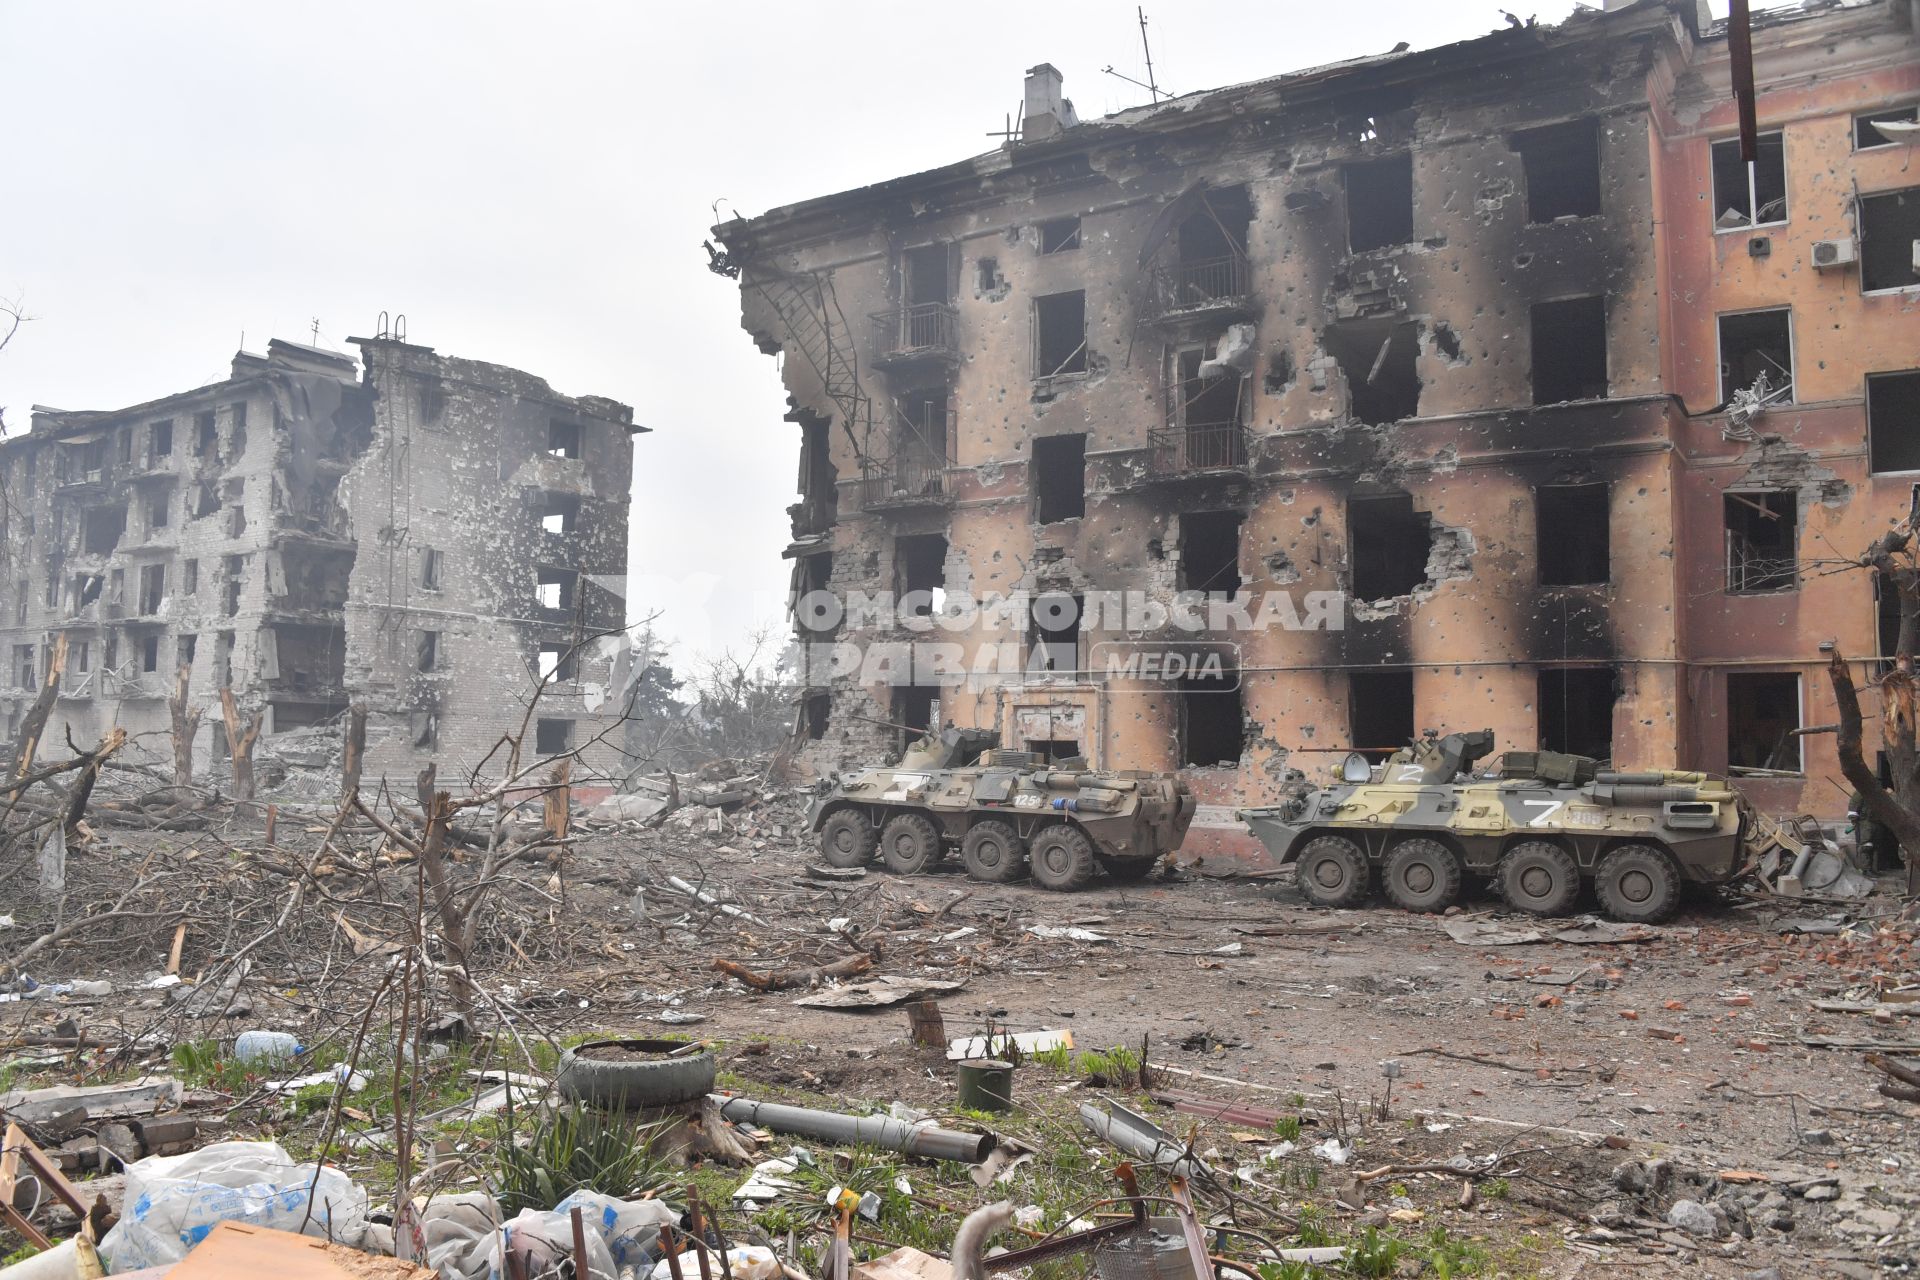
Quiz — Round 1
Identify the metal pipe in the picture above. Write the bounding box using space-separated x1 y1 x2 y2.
714 1095 995 1163
1078 1100 1205 1180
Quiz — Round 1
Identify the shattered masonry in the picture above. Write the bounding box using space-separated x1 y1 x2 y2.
715 0 1920 859
0 335 642 789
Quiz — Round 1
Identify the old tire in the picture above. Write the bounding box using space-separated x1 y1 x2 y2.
818 808 878 868
1500 841 1581 916
880 811 942 875
961 820 1027 883
1295 835 1370 908
1028 824 1097 891
1100 855 1160 883
1383 838 1462 913
1595 844 1683 924
556 1039 716 1110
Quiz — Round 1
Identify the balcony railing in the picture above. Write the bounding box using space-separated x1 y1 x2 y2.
1145 254 1253 321
1148 423 1249 477
870 303 959 366
859 447 952 511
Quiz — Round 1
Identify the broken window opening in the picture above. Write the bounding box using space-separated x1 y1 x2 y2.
803 692 831 741
1538 667 1615 761
195 411 217 457
227 417 247 463
1513 117 1602 222
1536 484 1610 586
538 494 579 535
534 718 574 755
13 644 35 688
141 635 160 674
1034 290 1088 378
417 630 440 673
83 504 127 555
1168 341 1249 468
1028 591 1083 677
1348 491 1432 602
138 564 166 615
904 244 952 306
177 633 196 669
975 257 1001 294
1263 348 1294 394
1724 489 1797 594
1175 186 1251 267
1026 739 1081 764
412 711 439 748
148 420 173 464
891 686 939 754
147 492 170 532
227 503 247 539
1718 309 1794 405
420 547 443 591
222 555 244 617
536 566 576 612
1349 670 1414 763
537 641 576 681
1344 154 1414 253
1869 370 1920 473
1039 216 1082 254
214 631 234 688
1031 433 1086 524
1323 321 1421 424
548 420 583 459
194 483 219 518
109 569 124 606
1858 105 1920 150
117 430 133 466
77 574 103 607
1878 568 1905 667
1727 671 1802 772
1859 187 1920 293
1179 662 1244 767
1530 295 1608 404
894 533 948 618
794 551 836 638
892 387 951 488
1710 132 1788 230
1179 510 1243 597
73 642 90 675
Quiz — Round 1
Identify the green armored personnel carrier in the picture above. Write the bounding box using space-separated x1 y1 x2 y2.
807 727 1196 891
1237 729 1807 923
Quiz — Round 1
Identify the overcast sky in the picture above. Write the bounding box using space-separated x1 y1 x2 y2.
2 0 1757 669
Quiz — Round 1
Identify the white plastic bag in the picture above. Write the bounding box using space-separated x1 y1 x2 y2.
486 1193 677 1280
99 1140 369 1271
552 1191 675 1273
646 1247 778 1280
413 1192 503 1280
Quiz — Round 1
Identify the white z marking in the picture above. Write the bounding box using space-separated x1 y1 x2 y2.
1522 799 1565 827
1395 764 1423 783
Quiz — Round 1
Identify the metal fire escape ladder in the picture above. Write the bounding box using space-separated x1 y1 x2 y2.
745 269 877 465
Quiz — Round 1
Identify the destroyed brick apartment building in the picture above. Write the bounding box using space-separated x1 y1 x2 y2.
0 330 641 789
715 0 1920 854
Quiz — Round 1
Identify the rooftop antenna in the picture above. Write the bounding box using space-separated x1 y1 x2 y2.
986 101 1025 143
1103 7 1168 102
309 317 322 346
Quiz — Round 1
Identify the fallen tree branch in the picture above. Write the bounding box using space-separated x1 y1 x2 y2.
1865 1051 1920 1090
711 953 873 992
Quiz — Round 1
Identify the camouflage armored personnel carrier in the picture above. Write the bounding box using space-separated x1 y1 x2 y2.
1237 729 1806 923
808 727 1196 890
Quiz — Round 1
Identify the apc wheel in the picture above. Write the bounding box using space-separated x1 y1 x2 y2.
1500 841 1581 916
1595 844 1682 924
879 811 942 875
1028 824 1097 891
962 819 1027 883
1294 835 1369 908
818 808 877 868
1099 855 1159 884
1383 838 1462 913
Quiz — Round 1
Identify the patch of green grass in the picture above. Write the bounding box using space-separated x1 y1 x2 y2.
493 1102 672 1216
1292 1203 1334 1249
3 1245 43 1267
1482 1177 1510 1201
1272 1114 1302 1142
1420 1226 1489 1279
1343 1226 1404 1278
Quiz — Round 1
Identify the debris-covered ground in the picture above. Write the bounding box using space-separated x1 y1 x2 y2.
2 765 1917 1280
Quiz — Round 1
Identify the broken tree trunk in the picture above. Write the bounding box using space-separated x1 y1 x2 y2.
1827 650 1920 895
711 953 873 992
218 686 263 803
8 634 68 781
417 790 475 1015
544 758 572 843
416 762 436 817
342 704 367 800
167 663 202 790
63 728 128 840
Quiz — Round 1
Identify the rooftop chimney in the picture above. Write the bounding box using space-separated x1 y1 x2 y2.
1023 63 1078 143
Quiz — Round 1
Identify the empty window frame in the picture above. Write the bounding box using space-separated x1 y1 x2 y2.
1726 671 1801 772
138 563 166 614
1038 216 1082 254
1513 117 1601 222
1856 105 1919 150
1344 154 1414 253
538 494 579 534
416 630 440 672
891 686 938 746
195 411 217 457
148 420 173 463
1719 309 1794 404
222 555 244 616
1710 132 1788 229
1322 320 1421 424
534 717 574 755
141 635 160 674
537 641 576 681
1349 670 1414 762
803 691 831 741
1028 591 1083 676
420 547 443 591
1179 662 1244 766
73 641 90 676
1878 568 1905 665
894 533 947 617
13 644 35 687
1027 738 1081 764
177 633 196 669
1859 187 1920 293
1348 492 1431 602
536 566 576 611
1179 510 1243 596
1538 667 1615 761
147 491 170 531
84 504 126 554
1536 484 1610 585
548 420 583 459
1724 490 1797 594
1868 370 1920 473
1034 291 1088 378
903 244 952 306
1031 433 1086 523
1531 296 1608 404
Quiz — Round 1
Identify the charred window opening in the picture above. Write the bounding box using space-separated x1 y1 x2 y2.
141 635 160 674
1179 661 1244 767
1344 155 1414 253
976 257 1000 294
1179 510 1243 596
138 563 166 615
1028 739 1082 764
1530 296 1607 404
1727 672 1801 772
891 685 938 751
547 420 582 459
797 415 839 533
195 411 217 457
147 491 169 531
794 551 835 638
1725 490 1797 594
419 384 447 426
1860 187 1920 293
13 645 35 687
1869 371 1920 473
535 717 573 755
222 555 244 616
1879 569 1904 663
1350 670 1414 762
1263 348 1294 393
536 566 576 611
1536 484 1610 585
195 483 219 518
1710 132 1788 229
803 691 831 741
537 641 576 681
1028 591 1083 676
1858 105 1920 150
1538 667 1615 760
904 244 951 306
77 574 103 607
148 420 173 464
1032 433 1086 523
1323 321 1421 424
417 630 440 673
420 547 442 591
412 712 439 748
118 430 132 466
214 631 234 688
1176 185 1251 265
1432 324 1464 364
894 387 950 476
1513 118 1601 222
1349 492 1432 602
228 502 247 539
894 533 948 617
83 504 127 554
1039 217 1082 254
1034 291 1088 377
539 494 579 534
1718 309 1793 404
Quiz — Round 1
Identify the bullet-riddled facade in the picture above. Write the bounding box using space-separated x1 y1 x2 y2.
718 0 1920 856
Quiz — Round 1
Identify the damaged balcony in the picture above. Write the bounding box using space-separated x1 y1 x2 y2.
858 444 954 512
1146 422 1249 478
1145 341 1251 480
1142 252 1254 325
869 304 959 369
